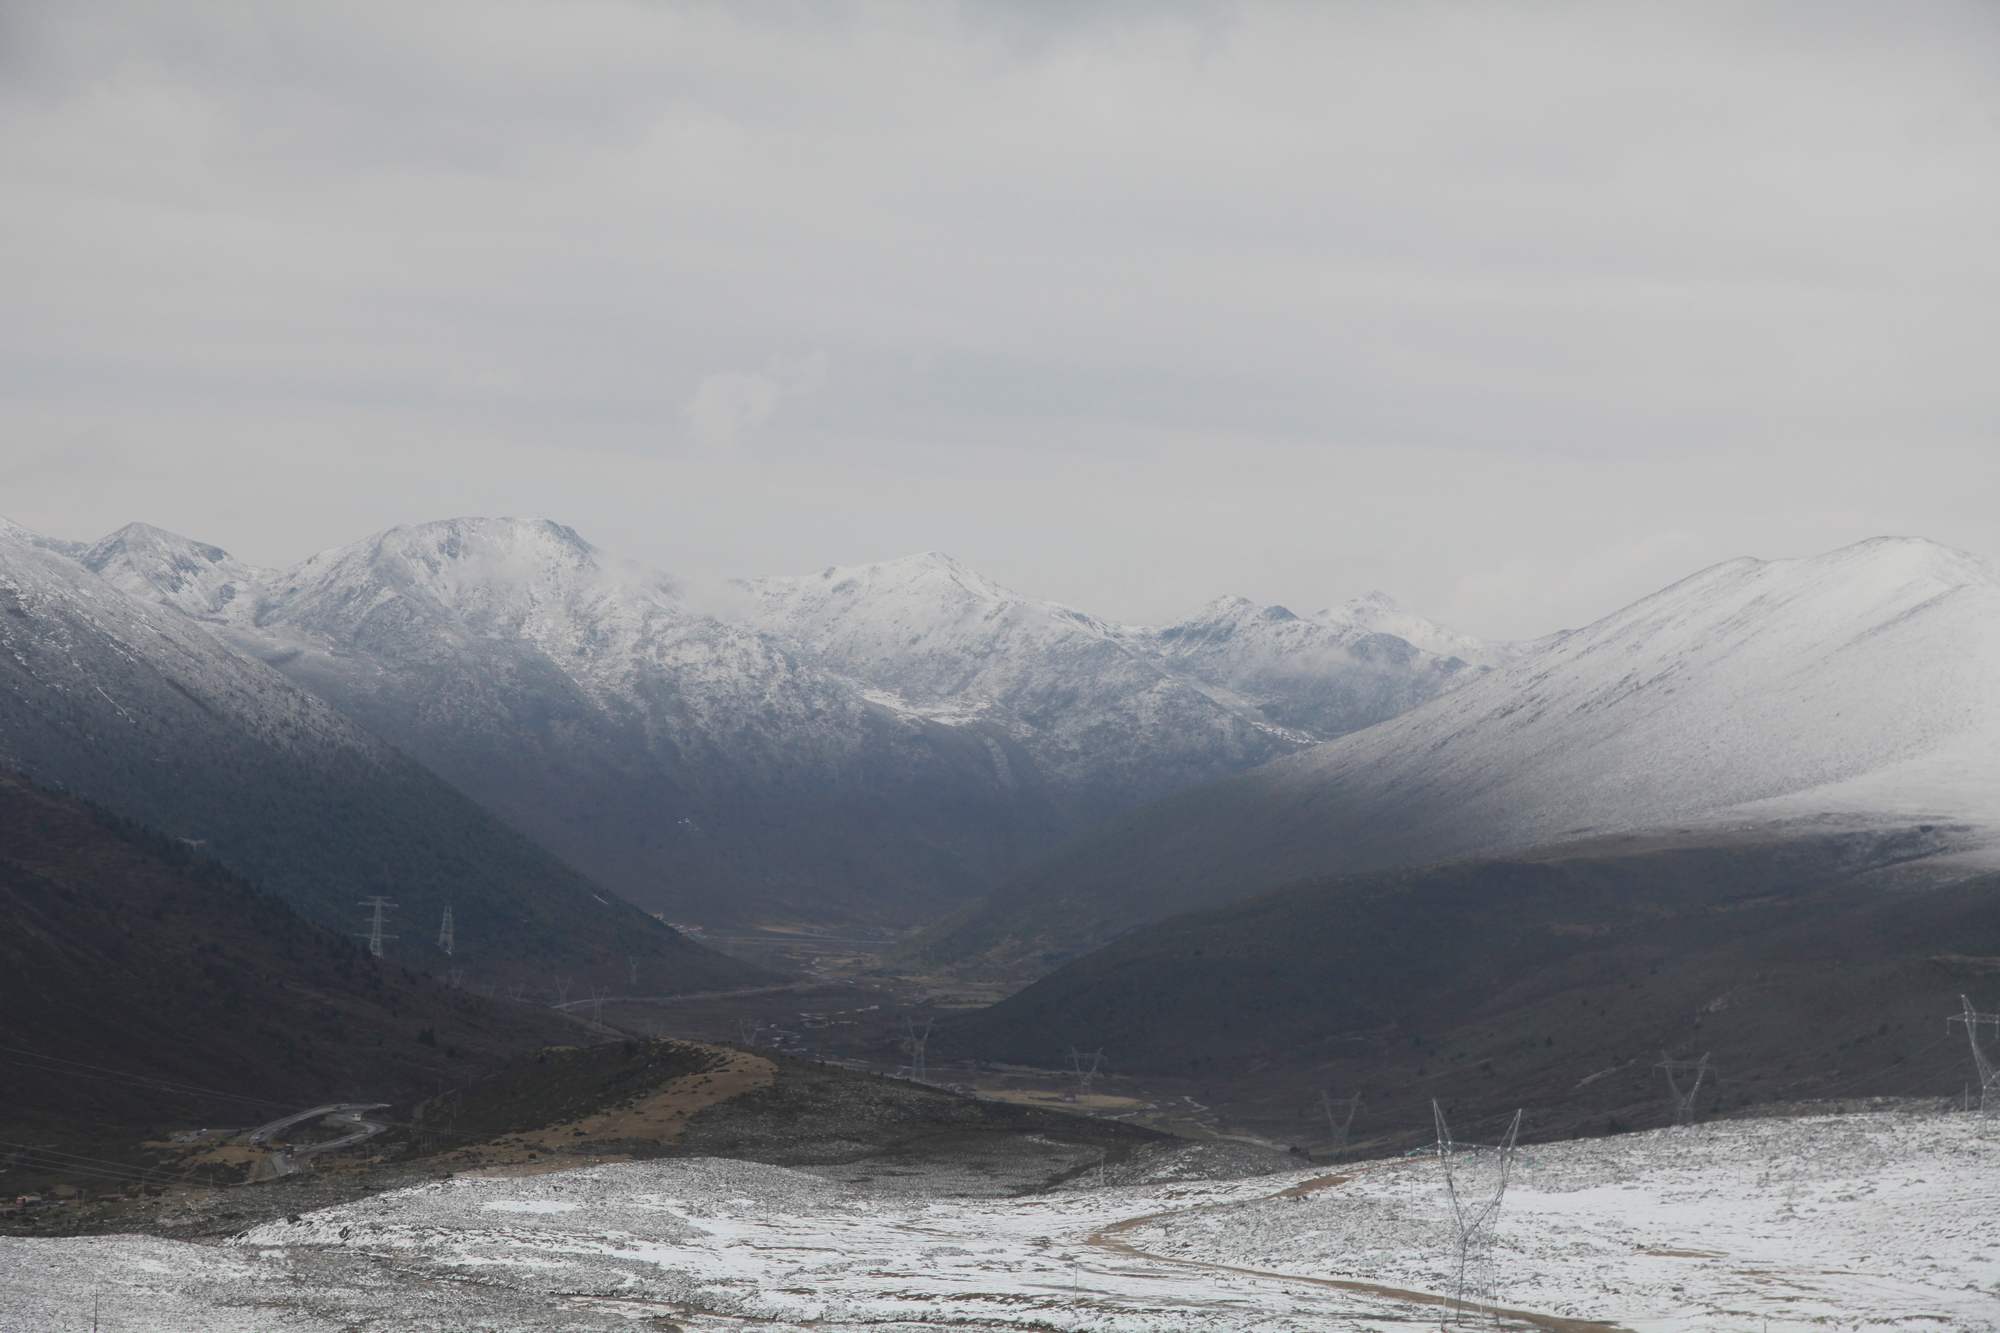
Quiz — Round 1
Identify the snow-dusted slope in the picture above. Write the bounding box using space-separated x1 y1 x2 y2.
740 553 1478 808
72 517 1496 925
202 521 1051 924
0 517 730 981
931 536 2000 965
1274 535 2000 844
0 516 355 764
1145 594 1480 736
1316 588 1511 666
82 520 270 623
7 1113 1992 1331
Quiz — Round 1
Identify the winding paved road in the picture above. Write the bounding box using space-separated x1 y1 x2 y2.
247 1102 390 1178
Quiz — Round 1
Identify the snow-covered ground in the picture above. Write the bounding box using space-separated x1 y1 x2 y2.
5 1109 1995 1331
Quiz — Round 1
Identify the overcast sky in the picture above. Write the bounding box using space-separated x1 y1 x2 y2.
3 3 1996 638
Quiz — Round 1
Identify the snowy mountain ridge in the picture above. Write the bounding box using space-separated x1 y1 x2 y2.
1271 534 2000 838
40 514 1486 923
922 533 2000 967
738 548 1484 803
0 516 726 977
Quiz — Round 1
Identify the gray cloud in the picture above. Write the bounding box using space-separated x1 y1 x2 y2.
2 1 1996 637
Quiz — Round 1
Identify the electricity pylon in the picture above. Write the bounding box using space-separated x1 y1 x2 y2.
1323 1091 1362 1153
902 1015 934 1083
356 897 398 958
1432 1101 1523 1327
1948 996 2000 1116
1656 1051 1711 1126
437 905 454 957
1066 1046 1104 1102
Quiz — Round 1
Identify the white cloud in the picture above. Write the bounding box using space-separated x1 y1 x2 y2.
684 350 827 450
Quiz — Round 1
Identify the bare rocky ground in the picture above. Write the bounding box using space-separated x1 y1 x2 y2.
0 1039 1175 1241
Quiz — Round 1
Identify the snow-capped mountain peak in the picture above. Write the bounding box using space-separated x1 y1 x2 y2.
81 521 271 623
1315 589 1497 666
261 516 669 651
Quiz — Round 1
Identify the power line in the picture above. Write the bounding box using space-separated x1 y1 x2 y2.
0 1044 296 1109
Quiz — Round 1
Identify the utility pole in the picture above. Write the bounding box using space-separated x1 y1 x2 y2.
437 905 454 957
356 897 398 958
1947 995 2000 1115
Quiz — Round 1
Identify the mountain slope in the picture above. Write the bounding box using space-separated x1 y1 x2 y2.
740 553 1307 810
0 518 756 988
82 521 270 622
1145 593 1481 737
740 553 1486 813
0 770 582 1139
927 537 2000 969
78 518 1492 927
205 521 1054 925
944 824 1994 1146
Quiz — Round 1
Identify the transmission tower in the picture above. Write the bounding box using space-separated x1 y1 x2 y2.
1656 1051 1711 1126
738 1018 762 1048
626 955 640 989
437 905 455 957
356 896 398 958
902 1015 934 1083
1432 1101 1523 1327
1066 1046 1104 1102
589 987 609 1028
1947 995 2000 1116
1322 1091 1362 1153
552 977 572 1008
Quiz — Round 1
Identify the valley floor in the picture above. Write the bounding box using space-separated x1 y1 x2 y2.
2 1109 1993 1331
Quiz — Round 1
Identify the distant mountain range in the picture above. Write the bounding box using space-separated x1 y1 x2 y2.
922 536 2000 971
0 516 760 986
33 515 1487 926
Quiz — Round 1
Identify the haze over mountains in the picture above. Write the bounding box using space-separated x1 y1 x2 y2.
2 517 748 987
929 535 2000 968
10 511 1998 992
32 514 1490 928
